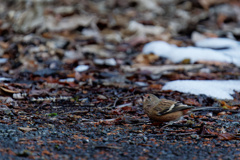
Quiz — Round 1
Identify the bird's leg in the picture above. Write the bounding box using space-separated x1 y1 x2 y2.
159 117 187 130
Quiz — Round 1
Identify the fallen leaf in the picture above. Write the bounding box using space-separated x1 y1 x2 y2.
217 111 227 116
99 118 119 125
18 127 37 133
133 64 204 74
134 53 159 64
0 86 21 94
198 0 228 9
45 15 95 32
184 98 201 106
47 140 65 144
42 150 51 156
220 101 234 109
218 133 236 140
148 84 162 90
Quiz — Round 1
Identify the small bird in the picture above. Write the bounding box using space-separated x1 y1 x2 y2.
143 94 194 123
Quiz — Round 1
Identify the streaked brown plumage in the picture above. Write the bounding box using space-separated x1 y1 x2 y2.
143 94 194 123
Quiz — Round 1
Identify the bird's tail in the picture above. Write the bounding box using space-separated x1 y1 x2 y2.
189 106 223 112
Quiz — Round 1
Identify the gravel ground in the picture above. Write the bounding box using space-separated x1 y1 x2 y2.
0 110 240 160
1 1 240 159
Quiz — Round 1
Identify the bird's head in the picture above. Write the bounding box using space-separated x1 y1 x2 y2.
143 94 160 110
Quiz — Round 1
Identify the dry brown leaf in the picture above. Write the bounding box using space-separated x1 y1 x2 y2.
184 98 201 106
0 41 9 49
0 86 21 94
45 15 95 32
198 0 229 9
217 14 227 27
220 101 234 109
18 127 37 133
134 64 203 74
218 133 236 140
217 111 228 116
148 84 163 90
134 53 159 64
99 118 120 125
202 128 236 140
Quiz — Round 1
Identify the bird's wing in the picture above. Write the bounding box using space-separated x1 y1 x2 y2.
157 102 194 115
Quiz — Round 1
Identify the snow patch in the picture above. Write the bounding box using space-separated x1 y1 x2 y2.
162 80 240 100
195 38 239 49
74 65 89 72
142 38 240 66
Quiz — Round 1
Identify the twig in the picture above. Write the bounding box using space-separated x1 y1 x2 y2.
94 145 122 149
112 98 119 108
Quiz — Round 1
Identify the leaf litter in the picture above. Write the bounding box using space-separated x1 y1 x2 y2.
0 0 240 159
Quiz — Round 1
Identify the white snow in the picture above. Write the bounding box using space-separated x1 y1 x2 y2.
0 58 8 64
162 80 240 100
74 65 89 72
59 78 75 82
0 77 11 81
142 38 240 66
94 58 117 66
195 38 239 49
